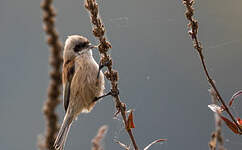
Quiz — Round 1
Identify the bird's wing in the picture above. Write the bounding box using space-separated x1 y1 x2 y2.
62 60 75 112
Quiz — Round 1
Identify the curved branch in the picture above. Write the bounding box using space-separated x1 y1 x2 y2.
182 0 242 133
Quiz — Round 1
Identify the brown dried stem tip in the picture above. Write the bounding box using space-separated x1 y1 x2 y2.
40 0 63 149
182 0 242 132
84 0 139 149
91 125 108 150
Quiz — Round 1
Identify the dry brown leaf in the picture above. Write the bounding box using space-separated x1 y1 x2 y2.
220 115 239 134
127 110 135 129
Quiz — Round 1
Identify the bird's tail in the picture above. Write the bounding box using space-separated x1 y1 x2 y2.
54 113 73 150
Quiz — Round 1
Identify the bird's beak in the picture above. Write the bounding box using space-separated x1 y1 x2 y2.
77 43 98 55
87 43 98 50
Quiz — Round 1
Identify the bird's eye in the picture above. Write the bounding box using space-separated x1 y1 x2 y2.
74 42 89 52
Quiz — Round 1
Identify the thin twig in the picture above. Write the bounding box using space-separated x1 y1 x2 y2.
91 125 108 150
114 139 130 150
182 0 242 132
144 139 167 150
39 0 63 149
84 0 139 149
208 88 226 150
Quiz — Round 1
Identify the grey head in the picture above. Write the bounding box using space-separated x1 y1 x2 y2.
64 35 95 61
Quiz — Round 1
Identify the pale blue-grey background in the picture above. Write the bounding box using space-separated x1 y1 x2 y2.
0 0 242 149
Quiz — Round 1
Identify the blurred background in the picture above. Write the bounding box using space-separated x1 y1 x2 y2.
0 0 242 149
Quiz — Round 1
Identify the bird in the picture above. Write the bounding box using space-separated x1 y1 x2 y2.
54 35 105 150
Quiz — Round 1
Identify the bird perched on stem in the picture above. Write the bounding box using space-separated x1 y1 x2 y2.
54 35 105 150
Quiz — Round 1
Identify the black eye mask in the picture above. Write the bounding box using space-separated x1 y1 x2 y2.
74 42 89 52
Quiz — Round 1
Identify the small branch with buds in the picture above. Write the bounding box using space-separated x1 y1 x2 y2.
84 0 139 149
39 0 63 149
182 0 242 133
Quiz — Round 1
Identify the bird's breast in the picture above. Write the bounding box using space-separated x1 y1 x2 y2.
69 56 105 113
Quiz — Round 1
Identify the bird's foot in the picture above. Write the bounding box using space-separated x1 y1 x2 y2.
97 59 111 79
92 91 112 102
92 89 119 102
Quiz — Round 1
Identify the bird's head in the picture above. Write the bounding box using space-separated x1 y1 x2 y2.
64 35 96 61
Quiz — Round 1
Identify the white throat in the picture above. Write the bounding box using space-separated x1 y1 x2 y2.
79 49 92 56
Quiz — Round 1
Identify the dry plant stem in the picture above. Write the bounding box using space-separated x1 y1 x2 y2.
40 0 63 149
84 0 138 149
209 88 225 150
182 0 242 132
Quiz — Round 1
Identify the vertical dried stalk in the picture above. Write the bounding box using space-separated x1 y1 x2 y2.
84 0 139 149
40 0 63 149
182 0 242 132
209 88 225 150
91 125 108 150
